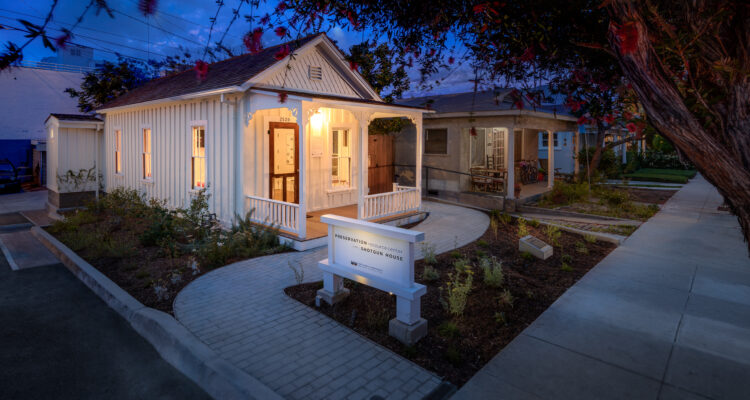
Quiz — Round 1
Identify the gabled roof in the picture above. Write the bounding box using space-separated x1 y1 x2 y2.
399 90 573 117
46 113 102 122
99 33 324 110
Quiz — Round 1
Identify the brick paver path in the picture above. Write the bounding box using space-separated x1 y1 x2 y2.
174 201 489 400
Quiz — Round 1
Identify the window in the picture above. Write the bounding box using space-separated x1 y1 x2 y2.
309 66 322 80
142 128 152 180
541 132 559 149
115 129 122 174
192 126 206 189
425 128 448 154
331 129 351 189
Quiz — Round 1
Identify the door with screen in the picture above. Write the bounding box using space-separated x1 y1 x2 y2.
269 122 299 203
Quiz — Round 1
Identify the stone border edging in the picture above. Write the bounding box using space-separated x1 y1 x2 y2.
517 205 633 221
30 226 283 400
523 218 625 245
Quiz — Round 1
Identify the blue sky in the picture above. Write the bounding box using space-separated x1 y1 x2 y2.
0 0 476 97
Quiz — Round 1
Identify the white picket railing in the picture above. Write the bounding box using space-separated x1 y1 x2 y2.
245 195 301 236
362 186 421 220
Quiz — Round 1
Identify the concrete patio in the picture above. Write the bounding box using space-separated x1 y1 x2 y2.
453 175 750 400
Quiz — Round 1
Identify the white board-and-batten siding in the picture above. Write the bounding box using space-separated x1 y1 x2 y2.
260 48 360 98
104 97 237 224
47 125 104 193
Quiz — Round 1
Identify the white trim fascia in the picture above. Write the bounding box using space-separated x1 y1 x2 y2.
248 89 312 102
97 86 243 113
424 109 577 122
251 84 361 100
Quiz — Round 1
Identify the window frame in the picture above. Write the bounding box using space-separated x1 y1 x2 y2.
190 120 208 191
141 125 153 181
540 132 561 150
114 127 123 175
424 128 449 155
329 127 353 191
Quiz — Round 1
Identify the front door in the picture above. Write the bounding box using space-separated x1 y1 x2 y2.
269 122 299 203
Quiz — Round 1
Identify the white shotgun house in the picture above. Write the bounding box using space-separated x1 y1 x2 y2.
85 33 426 249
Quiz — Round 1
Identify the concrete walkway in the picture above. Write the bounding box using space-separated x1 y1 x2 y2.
174 201 489 400
0 190 47 213
453 175 750 400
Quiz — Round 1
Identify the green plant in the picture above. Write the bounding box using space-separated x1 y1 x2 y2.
288 260 305 285
540 181 590 206
545 224 561 246
561 263 574 272
575 241 589 254
528 219 540 228
584 234 597 243
499 213 512 225
444 346 462 366
450 250 462 259
475 249 486 258
490 218 499 238
477 239 489 248
437 321 460 338
440 264 474 317
479 256 504 287
525 289 534 299
498 289 514 308
494 311 507 325
421 242 437 265
521 252 535 262
135 269 150 279
517 218 529 238
421 265 440 281
561 253 573 264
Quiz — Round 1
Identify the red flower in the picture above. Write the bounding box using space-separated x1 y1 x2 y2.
138 0 158 16
448 56 455 64
278 92 288 103
614 21 638 55
274 44 290 60
470 127 477 136
626 122 637 132
346 10 359 28
274 26 287 37
473 3 489 14
244 28 263 54
519 46 535 62
509 89 524 110
194 60 209 81
259 14 270 26
55 32 71 49
275 1 287 13
604 114 615 124
577 116 589 125
349 61 359 71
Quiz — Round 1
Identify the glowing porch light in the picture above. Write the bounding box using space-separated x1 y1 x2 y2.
310 111 324 135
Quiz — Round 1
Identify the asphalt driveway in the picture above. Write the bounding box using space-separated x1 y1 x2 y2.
0 253 210 399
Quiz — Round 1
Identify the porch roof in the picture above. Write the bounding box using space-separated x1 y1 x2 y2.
252 88 430 112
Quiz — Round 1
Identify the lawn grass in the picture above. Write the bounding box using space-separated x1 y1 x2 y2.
623 168 695 184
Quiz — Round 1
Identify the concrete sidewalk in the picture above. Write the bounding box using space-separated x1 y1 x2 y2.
453 175 750 400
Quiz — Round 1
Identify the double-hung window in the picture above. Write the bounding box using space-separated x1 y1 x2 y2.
331 128 351 189
115 129 122 174
192 125 206 189
541 132 559 149
142 128 152 180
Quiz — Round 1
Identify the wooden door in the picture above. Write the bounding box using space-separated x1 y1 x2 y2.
269 122 299 203
368 134 394 195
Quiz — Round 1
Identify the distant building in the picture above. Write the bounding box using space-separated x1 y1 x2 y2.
41 44 96 68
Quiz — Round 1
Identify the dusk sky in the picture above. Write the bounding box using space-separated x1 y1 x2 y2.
0 0 476 97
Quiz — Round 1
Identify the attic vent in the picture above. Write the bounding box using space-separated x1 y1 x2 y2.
308 66 322 80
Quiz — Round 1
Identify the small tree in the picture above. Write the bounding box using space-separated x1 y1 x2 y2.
65 58 154 112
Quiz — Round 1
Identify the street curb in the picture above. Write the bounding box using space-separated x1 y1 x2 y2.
31 226 283 400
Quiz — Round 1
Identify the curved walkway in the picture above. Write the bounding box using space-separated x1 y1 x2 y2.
174 201 489 400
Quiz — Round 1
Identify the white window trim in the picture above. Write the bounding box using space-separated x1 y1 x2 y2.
141 124 153 182
539 132 562 150
189 120 208 192
424 128 449 155
113 126 124 176
329 126 354 191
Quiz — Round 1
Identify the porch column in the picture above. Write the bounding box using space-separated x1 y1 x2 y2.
547 130 555 188
506 128 515 199
414 115 423 195
621 135 627 164
298 107 308 239
357 114 370 219
573 131 581 179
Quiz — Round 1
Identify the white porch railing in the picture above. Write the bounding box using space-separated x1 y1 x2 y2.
245 195 301 236
362 185 421 220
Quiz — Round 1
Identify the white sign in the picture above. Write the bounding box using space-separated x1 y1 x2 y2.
332 225 411 288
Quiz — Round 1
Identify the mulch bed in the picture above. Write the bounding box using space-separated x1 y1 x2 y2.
285 216 616 387
624 188 676 204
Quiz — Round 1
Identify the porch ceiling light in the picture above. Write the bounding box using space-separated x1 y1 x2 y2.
310 112 324 135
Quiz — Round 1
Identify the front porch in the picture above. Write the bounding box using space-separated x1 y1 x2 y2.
240 90 425 250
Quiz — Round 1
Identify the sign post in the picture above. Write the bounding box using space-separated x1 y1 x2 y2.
317 214 428 345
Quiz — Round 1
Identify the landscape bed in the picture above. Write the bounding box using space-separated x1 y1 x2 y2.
47 188 288 313
285 214 616 386
623 168 697 184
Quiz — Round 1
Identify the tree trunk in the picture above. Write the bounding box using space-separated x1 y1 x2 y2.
608 1 750 254
587 122 606 175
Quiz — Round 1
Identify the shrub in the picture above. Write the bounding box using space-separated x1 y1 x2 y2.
641 150 694 170
498 213 512 225
139 201 178 247
477 239 489 248
545 225 561 246
561 263 574 272
288 260 305 285
584 234 597 243
517 218 529 238
498 289 514 308
440 264 474 317
421 265 440 281
494 311 507 325
541 181 590 206
437 321 460 338
520 252 535 262
475 249 486 258
420 242 437 265
575 241 589 254
479 256 504 287
561 253 573 264
528 219 540 228
597 188 630 207
450 250 462 259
